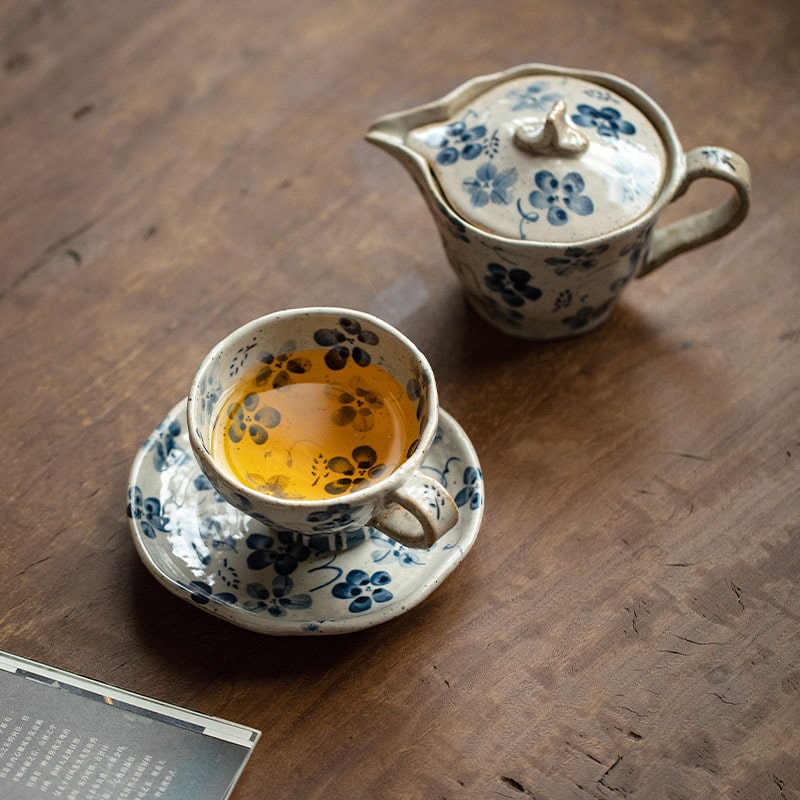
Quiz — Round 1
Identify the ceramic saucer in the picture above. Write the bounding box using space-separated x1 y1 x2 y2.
127 400 483 635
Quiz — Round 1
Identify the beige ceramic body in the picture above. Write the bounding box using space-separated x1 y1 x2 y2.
186 308 458 550
366 64 751 339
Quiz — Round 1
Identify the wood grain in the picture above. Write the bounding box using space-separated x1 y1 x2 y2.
1 1 798 798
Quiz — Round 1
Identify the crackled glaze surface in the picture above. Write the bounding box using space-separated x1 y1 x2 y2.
407 74 667 242
187 308 460 548
128 401 483 635
368 65 750 340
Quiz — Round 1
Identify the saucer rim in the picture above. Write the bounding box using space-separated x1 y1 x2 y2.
128 399 483 635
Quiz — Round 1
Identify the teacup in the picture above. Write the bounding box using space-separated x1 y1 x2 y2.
366 63 751 339
186 307 458 550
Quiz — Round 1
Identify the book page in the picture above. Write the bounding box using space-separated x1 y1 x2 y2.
0 652 260 800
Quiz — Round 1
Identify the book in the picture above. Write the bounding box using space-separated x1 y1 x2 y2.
0 651 260 800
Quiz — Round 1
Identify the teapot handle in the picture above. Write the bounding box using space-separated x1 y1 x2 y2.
638 146 751 277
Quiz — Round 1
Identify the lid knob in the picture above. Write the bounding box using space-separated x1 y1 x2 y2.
512 99 589 157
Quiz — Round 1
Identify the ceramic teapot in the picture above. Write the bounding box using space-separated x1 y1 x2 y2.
366 64 751 339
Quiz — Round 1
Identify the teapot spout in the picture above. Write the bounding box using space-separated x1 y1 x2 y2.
366 110 429 174
366 108 451 228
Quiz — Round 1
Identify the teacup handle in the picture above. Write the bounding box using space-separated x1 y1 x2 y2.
370 473 459 549
638 146 751 277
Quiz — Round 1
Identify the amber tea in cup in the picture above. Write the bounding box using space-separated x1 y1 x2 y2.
187 308 458 549
209 347 421 501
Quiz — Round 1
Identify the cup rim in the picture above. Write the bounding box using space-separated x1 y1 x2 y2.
186 306 440 514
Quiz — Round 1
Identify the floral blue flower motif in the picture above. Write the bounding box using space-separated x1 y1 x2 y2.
425 120 487 166
245 530 311 575
571 104 636 139
200 376 224 419
127 486 169 539
609 226 652 292
193 472 227 503
463 162 518 208
620 225 652 267
152 419 184 472
243 577 312 617
454 466 482 510
313 317 379 371
552 289 574 312
529 170 594 226
562 299 614 330
507 82 562 112
545 244 610 277
485 263 542 307
608 226 652 294
186 580 237 606
332 569 393 613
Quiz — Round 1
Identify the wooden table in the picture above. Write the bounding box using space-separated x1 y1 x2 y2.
2 2 798 798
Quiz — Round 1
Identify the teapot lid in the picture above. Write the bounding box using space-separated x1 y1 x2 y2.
405 70 668 242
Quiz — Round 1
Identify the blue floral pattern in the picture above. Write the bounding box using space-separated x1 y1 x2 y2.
395 73 671 337
312 316 379 371
127 486 169 539
484 263 542 307
151 419 186 472
610 224 653 292
332 569 393 613
437 219 657 335
243 577 312 617
245 530 311 575
507 82 562 111
545 244 611 277
571 104 636 139
128 401 484 634
454 467 482 510
425 120 487 166
463 162 518 207
187 581 237 606
527 170 594 227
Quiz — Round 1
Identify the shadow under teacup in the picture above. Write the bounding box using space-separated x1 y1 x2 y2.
186 307 458 550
